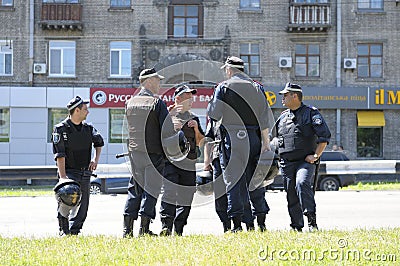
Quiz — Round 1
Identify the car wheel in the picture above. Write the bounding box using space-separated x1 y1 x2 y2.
90 183 101 195
319 176 340 191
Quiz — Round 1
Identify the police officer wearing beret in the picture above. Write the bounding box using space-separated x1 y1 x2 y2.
159 85 205 236
207 56 271 232
276 83 331 232
123 68 179 237
52 96 104 236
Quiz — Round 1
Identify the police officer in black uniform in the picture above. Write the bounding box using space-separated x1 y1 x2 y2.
123 68 179 237
276 82 331 232
203 119 254 232
159 85 205 236
52 96 104 236
207 56 272 232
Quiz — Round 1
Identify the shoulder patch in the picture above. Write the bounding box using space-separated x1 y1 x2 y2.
309 105 318 110
52 133 60 144
312 114 323 125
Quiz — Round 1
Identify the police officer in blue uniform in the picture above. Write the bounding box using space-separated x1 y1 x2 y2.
276 82 331 232
52 96 104 236
203 119 255 232
159 85 205 236
207 56 272 232
123 68 180 237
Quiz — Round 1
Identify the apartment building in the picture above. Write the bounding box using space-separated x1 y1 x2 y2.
0 0 399 166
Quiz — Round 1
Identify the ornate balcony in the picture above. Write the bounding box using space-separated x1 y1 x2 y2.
288 1 331 32
40 3 83 30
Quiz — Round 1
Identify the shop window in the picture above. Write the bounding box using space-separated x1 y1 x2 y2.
1 0 13 6
42 0 79 3
110 0 130 7
49 40 76 77
240 43 260 77
239 0 260 9
109 109 127 143
357 128 383 158
168 0 203 38
0 40 12 76
295 44 320 77
48 108 68 142
0 108 10 142
357 43 382 78
110 41 131 77
357 0 383 10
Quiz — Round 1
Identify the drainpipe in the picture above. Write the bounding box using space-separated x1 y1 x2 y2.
336 0 342 145
28 0 34 85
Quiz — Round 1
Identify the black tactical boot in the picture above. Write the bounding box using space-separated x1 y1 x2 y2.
231 216 243 233
222 220 231 233
57 213 70 236
160 218 173 237
246 222 255 231
138 216 157 236
174 223 184 236
257 214 266 232
307 213 319 232
123 215 135 238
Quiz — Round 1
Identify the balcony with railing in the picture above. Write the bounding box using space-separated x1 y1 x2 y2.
288 1 331 32
40 3 83 30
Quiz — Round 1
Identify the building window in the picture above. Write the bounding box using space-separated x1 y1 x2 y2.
295 44 320 77
110 41 131 77
357 0 383 10
48 108 68 142
109 109 127 143
0 41 12 76
0 108 10 142
357 128 382 157
1 0 13 6
168 1 203 38
110 0 130 8
240 43 260 77
293 0 329 3
357 43 382 78
49 41 76 77
239 0 260 9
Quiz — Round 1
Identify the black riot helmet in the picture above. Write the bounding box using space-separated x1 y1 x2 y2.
162 130 190 162
54 179 82 207
250 150 280 189
196 170 214 196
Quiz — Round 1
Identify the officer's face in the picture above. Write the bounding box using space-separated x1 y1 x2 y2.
282 92 295 107
78 104 89 121
176 92 193 111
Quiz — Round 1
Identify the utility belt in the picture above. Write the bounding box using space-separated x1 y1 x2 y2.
280 153 307 162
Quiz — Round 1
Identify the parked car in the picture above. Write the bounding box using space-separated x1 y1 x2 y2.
90 151 355 194
266 151 356 191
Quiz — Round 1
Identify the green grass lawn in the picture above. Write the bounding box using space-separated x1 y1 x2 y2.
0 229 398 265
343 181 400 191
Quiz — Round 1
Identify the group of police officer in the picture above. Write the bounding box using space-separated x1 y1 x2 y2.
52 56 331 237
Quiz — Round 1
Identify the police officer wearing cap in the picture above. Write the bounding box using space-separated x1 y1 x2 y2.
123 68 179 237
207 56 271 232
52 96 104 236
159 85 205 236
276 82 331 232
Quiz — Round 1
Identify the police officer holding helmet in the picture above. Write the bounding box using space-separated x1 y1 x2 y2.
276 82 331 232
159 85 205 236
123 68 184 237
207 56 272 232
52 96 104 236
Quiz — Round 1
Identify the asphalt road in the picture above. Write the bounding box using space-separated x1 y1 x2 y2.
1 190 400 238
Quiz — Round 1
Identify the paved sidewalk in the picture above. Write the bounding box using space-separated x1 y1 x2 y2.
1 191 400 238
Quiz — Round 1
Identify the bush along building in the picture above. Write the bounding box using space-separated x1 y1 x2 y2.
0 0 399 166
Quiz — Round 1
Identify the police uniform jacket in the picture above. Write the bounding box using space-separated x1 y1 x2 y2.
125 88 175 155
173 111 204 160
207 73 270 131
276 103 331 161
52 118 104 170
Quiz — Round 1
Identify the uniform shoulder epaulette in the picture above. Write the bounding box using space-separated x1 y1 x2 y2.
83 122 93 127
308 105 318 111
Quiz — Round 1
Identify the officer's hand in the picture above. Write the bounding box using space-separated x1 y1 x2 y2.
187 119 198 129
203 164 212 172
169 104 184 116
89 161 98 171
261 142 271 153
305 155 318 164
172 118 183 130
